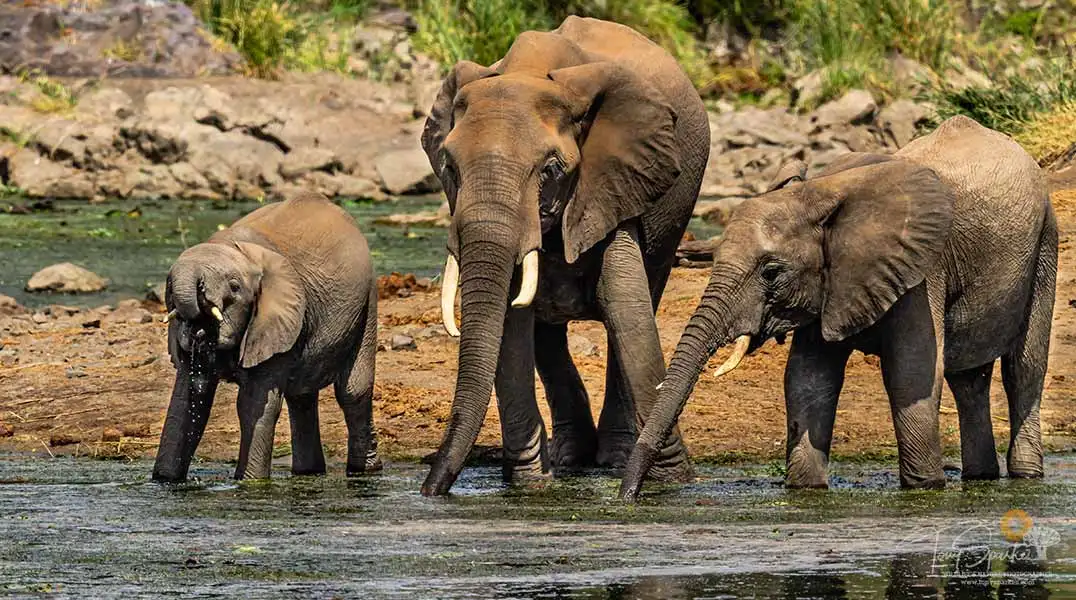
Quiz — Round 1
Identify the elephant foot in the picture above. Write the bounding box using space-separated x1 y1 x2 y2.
899 471 946 490
595 431 636 469
646 460 695 483
1007 462 1044 479
550 427 597 470
1007 443 1044 479
347 453 384 477
785 460 829 489
960 463 1001 481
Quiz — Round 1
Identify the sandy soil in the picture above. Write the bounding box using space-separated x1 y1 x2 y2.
3 190 1076 473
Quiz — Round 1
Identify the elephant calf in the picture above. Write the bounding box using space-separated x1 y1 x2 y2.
152 191 381 482
621 115 1057 498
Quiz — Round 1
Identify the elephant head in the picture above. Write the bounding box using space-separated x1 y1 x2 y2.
618 153 956 499
152 239 306 482
419 31 682 496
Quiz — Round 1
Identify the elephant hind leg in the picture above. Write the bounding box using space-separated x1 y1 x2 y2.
534 322 597 470
334 288 382 476
286 392 326 476
1002 208 1057 479
945 362 1000 480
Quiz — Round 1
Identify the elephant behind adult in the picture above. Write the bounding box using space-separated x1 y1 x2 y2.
620 115 1057 498
153 192 381 483
420 16 711 495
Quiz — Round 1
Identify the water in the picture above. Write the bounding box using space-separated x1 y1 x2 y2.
3 454 1076 598
0 198 726 310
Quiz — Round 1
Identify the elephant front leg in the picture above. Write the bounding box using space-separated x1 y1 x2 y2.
596 226 690 480
534 322 597 469
496 301 550 482
235 377 285 480
880 282 946 490
784 323 851 489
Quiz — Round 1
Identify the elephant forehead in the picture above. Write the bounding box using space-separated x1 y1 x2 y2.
456 75 572 120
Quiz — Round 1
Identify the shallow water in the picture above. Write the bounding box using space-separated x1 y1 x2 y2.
0 198 726 309
3 454 1076 598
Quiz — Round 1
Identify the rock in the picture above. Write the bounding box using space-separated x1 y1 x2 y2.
0 295 24 316
26 263 108 294
694 197 746 225
121 423 151 438
47 304 81 317
0 421 13 438
700 184 753 198
75 87 135 121
877 100 933 148
82 318 102 329
377 272 434 299
31 312 48 324
279 147 342 180
734 108 809 147
375 147 441 195
8 149 96 199
65 367 87 379
0 348 16 367
677 238 718 266
49 432 80 446
105 302 153 324
332 174 389 201
390 333 417 351
889 55 936 94
794 70 825 110
126 165 184 199
145 282 167 305
568 334 598 357
944 57 992 91
101 428 123 442
810 90 877 130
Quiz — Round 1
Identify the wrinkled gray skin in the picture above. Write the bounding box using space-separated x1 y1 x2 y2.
419 16 710 496
620 115 1057 499
152 192 381 483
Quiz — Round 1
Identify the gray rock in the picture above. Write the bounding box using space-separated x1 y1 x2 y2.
279 147 342 180
26 263 108 293
31 312 48 324
74 87 134 121
794 70 825 110
736 108 809 147
694 197 746 225
877 100 933 148
390 333 417 351
889 55 935 94
810 90 877 130
332 174 389 201
0 295 24 316
65 367 87 379
568 334 599 357
376 147 441 195
8 149 96 199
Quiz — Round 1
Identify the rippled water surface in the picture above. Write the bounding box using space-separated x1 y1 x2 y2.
3 454 1076 598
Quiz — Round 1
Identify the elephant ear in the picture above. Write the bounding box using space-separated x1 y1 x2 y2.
420 60 499 211
549 62 681 263
234 242 307 369
767 159 807 191
806 159 955 342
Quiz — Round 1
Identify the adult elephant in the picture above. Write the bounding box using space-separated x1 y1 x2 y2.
620 115 1057 498
420 16 710 496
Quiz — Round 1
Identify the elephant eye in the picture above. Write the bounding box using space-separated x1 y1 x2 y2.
228 278 242 293
761 263 783 284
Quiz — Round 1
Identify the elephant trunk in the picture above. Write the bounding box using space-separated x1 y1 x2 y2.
422 177 528 496
152 331 219 482
619 262 743 499
169 259 203 320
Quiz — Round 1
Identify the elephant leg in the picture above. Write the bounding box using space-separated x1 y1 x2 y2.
945 363 1000 480
235 378 285 480
596 341 636 468
286 392 326 476
784 322 852 489
534 321 597 469
879 282 946 490
495 302 549 482
1001 224 1056 479
334 290 382 476
596 225 690 480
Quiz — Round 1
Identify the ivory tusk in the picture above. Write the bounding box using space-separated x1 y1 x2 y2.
441 254 460 337
210 306 224 322
714 335 751 377
510 250 539 308
162 308 178 323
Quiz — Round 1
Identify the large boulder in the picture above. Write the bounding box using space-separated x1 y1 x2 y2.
8 148 96 199
809 89 877 131
26 263 108 294
375 147 441 195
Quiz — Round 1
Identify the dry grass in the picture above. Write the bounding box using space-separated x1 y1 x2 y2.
1015 102 1076 166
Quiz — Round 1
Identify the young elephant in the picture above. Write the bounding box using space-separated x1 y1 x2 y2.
152 192 381 483
620 115 1057 498
419 16 710 496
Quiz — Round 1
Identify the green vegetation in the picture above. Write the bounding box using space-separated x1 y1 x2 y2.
14 68 78 113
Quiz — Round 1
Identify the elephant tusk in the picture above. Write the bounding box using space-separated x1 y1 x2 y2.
510 250 539 308
441 254 460 337
162 308 178 323
714 335 751 377
210 306 224 322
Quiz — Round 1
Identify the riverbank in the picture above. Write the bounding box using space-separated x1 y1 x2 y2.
2 188 1076 469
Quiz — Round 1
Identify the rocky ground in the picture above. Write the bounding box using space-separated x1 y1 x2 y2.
2 189 1076 472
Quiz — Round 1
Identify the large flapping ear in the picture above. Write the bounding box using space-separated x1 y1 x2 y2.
549 62 681 263
234 242 307 369
420 60 499 210
767 159 807 192
803 159 955 342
